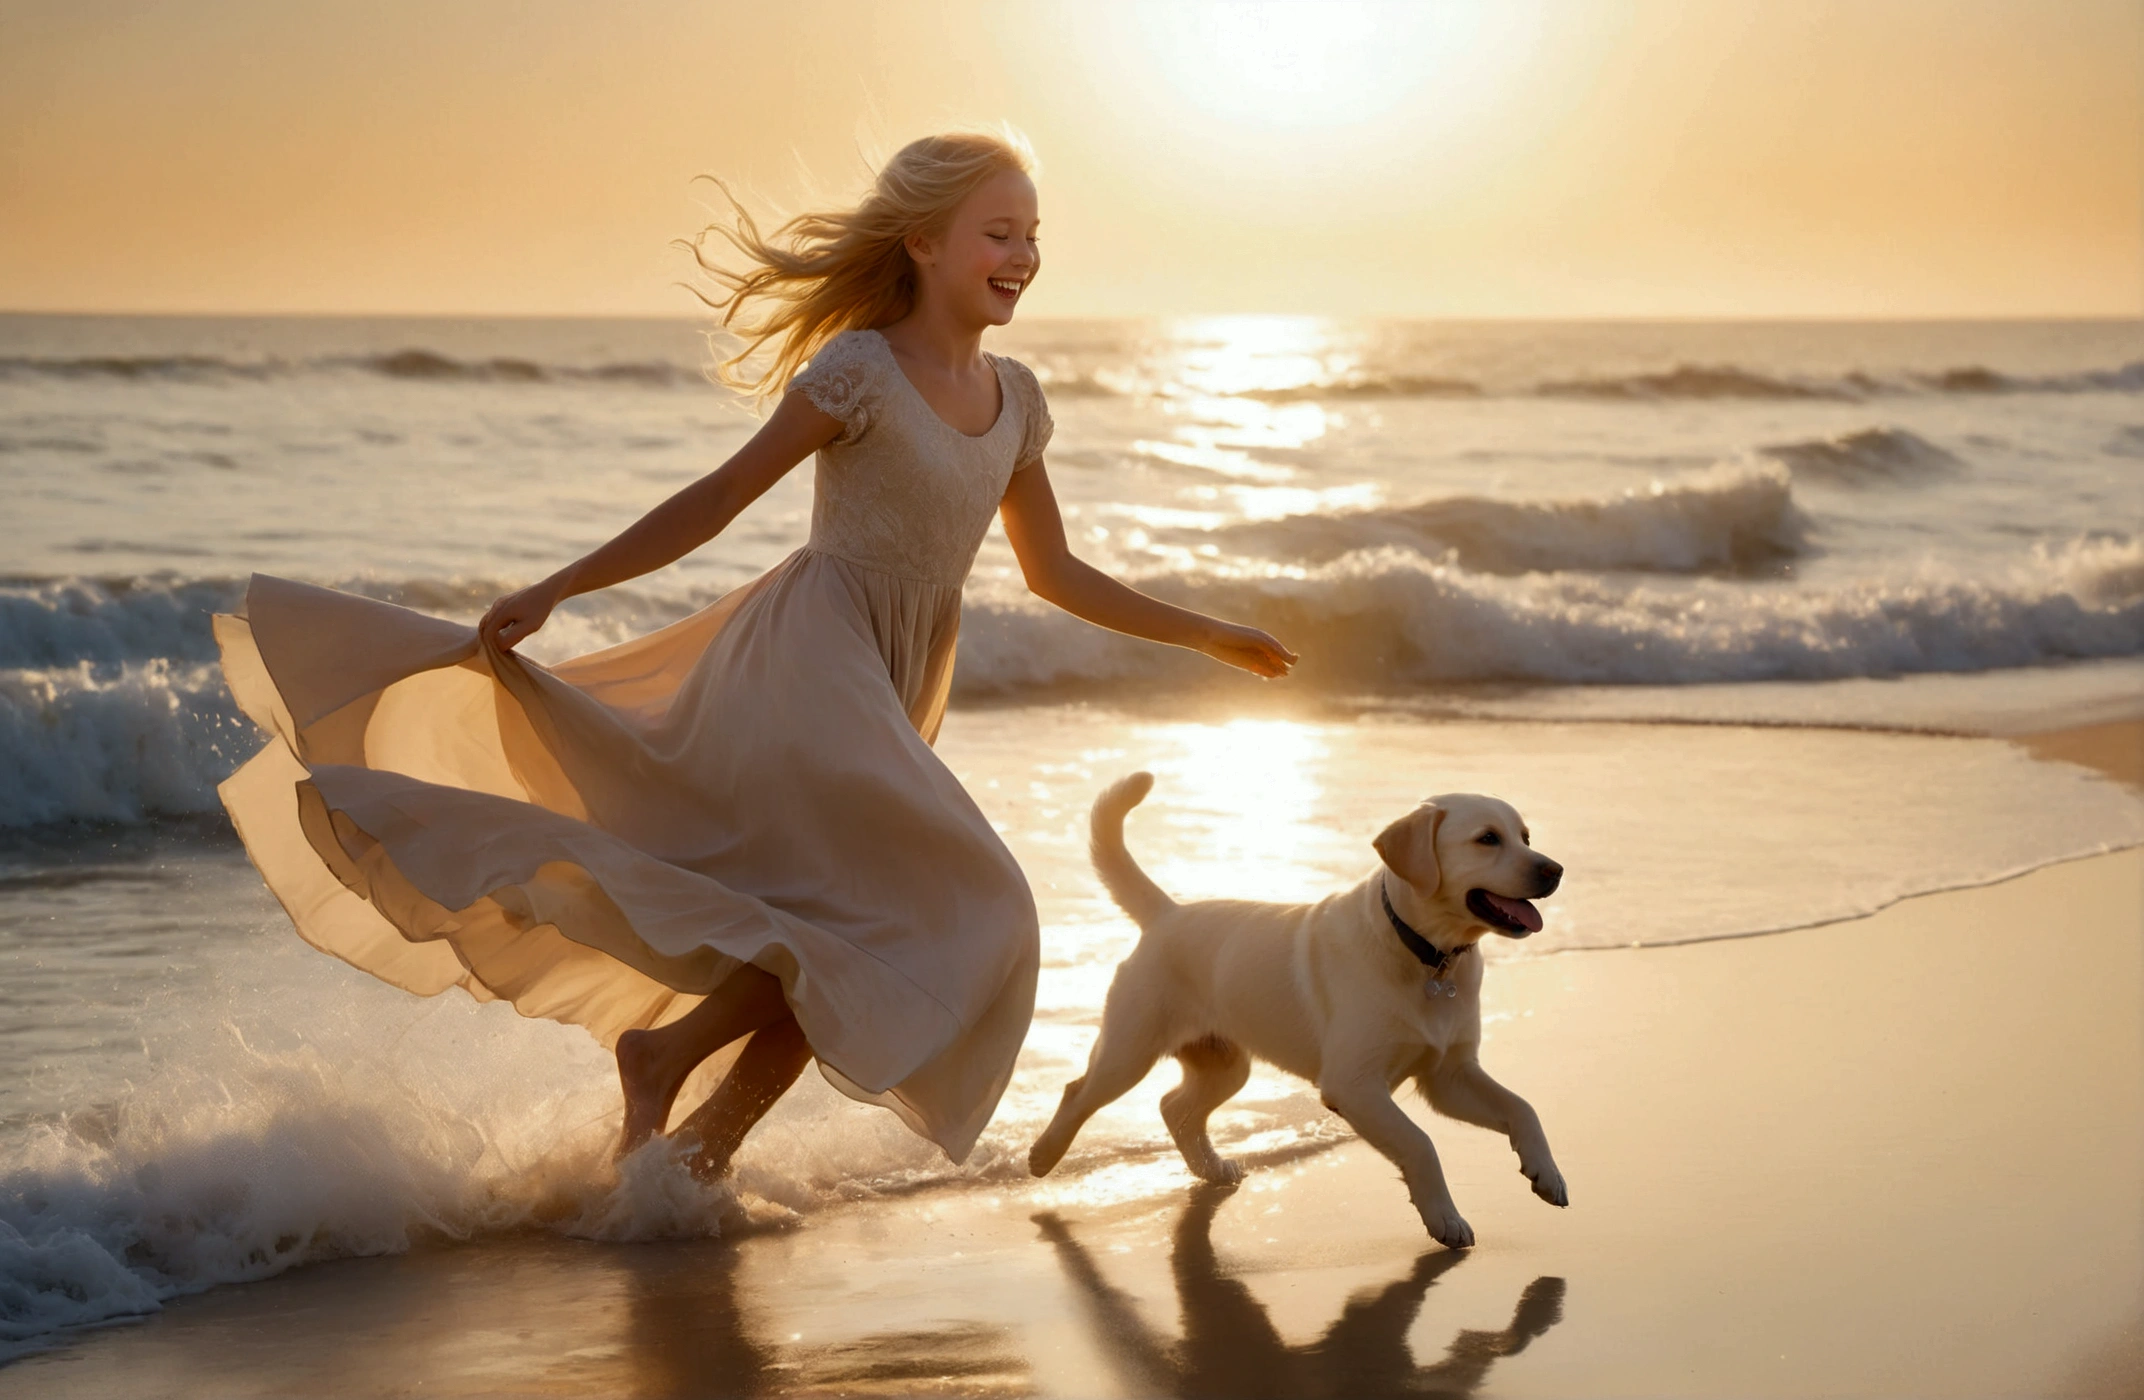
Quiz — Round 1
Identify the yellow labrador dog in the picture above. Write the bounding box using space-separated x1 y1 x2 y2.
1028 772 1568 1249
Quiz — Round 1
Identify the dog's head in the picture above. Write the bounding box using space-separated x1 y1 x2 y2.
1373 793 1561 940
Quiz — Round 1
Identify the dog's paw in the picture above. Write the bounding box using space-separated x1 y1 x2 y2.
1526 1164 1569 1208
1419 1205 1474 1250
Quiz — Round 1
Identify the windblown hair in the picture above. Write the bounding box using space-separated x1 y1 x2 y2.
681 127 1037 402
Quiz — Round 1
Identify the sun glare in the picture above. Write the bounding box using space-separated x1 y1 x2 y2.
1134 1 1460 130
1140 718 1356 904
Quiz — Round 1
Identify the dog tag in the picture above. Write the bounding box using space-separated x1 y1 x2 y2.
1425 975 1457 1000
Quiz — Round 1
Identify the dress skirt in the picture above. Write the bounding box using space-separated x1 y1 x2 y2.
215 554 1040 1163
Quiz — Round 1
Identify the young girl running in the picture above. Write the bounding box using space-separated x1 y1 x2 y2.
214 128 1295 1177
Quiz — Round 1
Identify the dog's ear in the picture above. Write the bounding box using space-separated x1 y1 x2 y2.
1374 803 1445 893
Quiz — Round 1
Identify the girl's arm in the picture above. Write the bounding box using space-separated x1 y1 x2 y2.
479 393 840 650
999 460 1298 679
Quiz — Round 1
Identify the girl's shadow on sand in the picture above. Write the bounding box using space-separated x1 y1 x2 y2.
1034 1183 1566 1400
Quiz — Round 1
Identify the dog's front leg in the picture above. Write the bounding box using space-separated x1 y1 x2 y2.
1320 1067 1472 1249
1424 1057 1567 1208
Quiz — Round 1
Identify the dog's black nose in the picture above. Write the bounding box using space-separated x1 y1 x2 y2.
1534 859 1563 894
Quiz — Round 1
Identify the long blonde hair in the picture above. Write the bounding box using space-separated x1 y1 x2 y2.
681 127 1037 402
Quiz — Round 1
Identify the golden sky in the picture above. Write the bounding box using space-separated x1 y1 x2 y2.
2 0 2137 319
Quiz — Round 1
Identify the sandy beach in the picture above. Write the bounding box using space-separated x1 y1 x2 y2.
8 716 2137 1400
5 0 2141 1385
3 308 2140 1395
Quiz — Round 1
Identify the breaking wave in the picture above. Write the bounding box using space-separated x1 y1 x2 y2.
0 575 681 829
0 978 834 1358
0 938 1326 1358
0 576 238 669
1755 427 1963 486
950 535 2144 696
1178 462 1806 574
0 661 245 828
5 533 2141 829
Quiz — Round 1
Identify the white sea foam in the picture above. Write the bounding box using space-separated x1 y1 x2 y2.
0 577 236 669
952 534 2144 696
0 926 1323 1357
6 312 2141 1359
0 979 696 1357
3 534 2140 828
0 661 246 827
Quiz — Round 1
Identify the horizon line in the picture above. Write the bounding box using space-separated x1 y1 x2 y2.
3 308 2140 327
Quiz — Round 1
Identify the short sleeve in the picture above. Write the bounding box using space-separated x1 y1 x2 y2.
1006 359 1054 470
789 331 879 446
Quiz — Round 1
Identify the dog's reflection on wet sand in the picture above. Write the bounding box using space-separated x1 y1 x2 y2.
1036 1183 1565 1399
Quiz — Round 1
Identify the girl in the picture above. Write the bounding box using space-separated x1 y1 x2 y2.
215 128 1294 1179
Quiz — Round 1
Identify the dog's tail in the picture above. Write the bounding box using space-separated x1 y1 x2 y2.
1090 771 1175 927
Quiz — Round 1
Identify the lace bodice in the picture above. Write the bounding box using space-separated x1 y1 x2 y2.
789 330 1053 587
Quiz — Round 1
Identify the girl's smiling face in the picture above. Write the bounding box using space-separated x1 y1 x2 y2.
909 169 1040 329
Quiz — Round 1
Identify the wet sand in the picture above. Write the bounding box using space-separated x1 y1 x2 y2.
2015 716 2144 790
8 835 2138 1396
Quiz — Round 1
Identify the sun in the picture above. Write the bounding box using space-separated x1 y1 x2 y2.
1133 1 1464 130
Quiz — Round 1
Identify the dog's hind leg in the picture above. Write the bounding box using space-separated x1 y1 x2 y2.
1162 1035 1252 1184
1029 986 1171 1177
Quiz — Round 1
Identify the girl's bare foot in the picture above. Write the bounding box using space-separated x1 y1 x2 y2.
612 971 793 1161
615 1028 686 1159
676 1015 812 1179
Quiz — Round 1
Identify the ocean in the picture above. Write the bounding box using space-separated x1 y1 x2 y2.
3 312 2141 1357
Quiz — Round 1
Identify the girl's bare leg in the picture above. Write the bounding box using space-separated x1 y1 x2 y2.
615 966 788 1158
676 1013 813 1179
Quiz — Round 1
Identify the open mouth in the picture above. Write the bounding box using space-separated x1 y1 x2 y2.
988 277 1024 303
1467 888 1542 937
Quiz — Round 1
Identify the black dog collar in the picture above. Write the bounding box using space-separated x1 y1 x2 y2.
1382 878 1470 974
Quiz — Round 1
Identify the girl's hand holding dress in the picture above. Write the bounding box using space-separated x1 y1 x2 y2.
479 576 565 652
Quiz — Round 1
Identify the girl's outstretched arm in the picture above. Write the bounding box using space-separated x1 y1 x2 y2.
999 460 1298 679
479 394 841 650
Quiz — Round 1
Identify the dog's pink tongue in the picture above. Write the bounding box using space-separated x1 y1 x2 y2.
1484 893 1543 933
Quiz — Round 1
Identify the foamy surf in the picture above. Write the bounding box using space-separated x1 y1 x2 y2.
4 532 2140 828
0 934 1328 1359
0 993 767 1358
6 313 2141 1358
951 534 2144 695
6 702 2141 1358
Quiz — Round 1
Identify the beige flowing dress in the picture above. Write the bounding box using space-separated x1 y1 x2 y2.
214 329 1048 1162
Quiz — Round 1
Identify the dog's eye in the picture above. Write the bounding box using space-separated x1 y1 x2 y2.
1476 831 1500 846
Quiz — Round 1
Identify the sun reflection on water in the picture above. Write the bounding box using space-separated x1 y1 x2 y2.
1165 315 1362 400
1137 717 1354 906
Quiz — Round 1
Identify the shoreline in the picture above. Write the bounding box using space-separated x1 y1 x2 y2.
1 711 2138 1393
2016 716 2144 789
8 844 2137 1397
